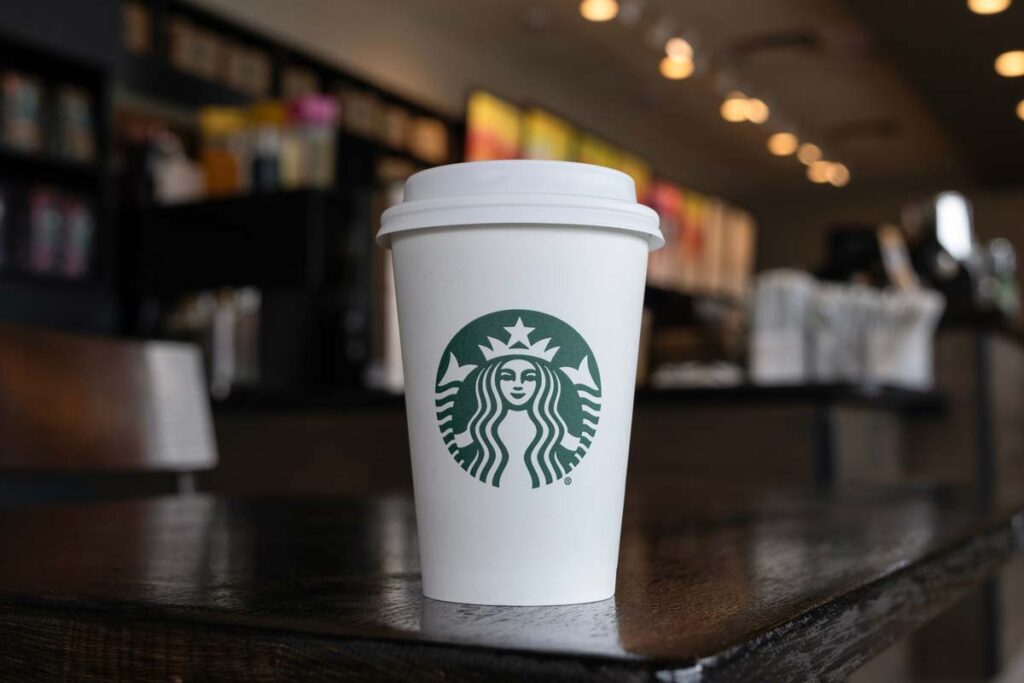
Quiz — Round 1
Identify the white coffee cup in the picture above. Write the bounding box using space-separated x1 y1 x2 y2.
378 160 662 605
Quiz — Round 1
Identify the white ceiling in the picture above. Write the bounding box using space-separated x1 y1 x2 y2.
193 0 966 208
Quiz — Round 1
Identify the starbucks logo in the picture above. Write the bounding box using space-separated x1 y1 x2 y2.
435 310 601 489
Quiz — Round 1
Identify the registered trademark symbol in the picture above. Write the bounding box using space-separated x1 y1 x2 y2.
564 477 572 486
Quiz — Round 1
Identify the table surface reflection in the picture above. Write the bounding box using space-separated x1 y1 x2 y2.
0 483 1020 681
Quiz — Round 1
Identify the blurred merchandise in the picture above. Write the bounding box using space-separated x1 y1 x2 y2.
223 42 272 97
53 86 96 162
152 130 204 204
199 106 247 196
749 270 815 385
407 116 448 164
288 95 339 189
281 66 320 100
28 188 62 274
338 87 384 140
121 0 152 55
60 197 95 279
164 287 262 398
1 71 44 153
382 104 411 149
168 15 224 81
750 270 946 390
249 101 284 192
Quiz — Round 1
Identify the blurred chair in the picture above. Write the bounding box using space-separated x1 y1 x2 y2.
0 323 217 504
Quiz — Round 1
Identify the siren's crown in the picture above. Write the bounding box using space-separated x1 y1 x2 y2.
478 317 559 362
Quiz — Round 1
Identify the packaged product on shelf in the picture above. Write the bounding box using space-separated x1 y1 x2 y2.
382 104 411 150
28 188 62 275
407 116 448 164
1 71 44 153
199 106 248 196
288 95 339 189
224 43 272 97
152 130 205 204
338 86 383 140
281 66 320 100
53 86 96 163
168 16 223 81
249 101 284 192
61 197 94 279
121 0 152 54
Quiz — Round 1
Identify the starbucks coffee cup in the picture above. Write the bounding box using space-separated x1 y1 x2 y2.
378 160 662 605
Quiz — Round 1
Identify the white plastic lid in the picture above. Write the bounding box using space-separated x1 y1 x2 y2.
377 160 664 250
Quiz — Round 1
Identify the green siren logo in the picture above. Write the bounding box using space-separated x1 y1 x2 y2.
435 310 601 489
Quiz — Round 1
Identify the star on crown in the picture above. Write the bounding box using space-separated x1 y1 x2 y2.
479 317 559 362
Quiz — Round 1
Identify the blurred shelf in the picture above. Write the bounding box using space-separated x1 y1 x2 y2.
120 54 252 108
0 271 100 290
0 147 102 190
135 189 346 294
0 278 118 333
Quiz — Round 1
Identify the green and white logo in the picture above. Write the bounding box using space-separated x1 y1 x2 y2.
435 309 601 489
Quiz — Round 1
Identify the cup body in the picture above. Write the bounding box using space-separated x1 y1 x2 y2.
391 223 649 605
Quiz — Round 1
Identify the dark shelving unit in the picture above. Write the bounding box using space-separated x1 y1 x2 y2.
0 25 118 333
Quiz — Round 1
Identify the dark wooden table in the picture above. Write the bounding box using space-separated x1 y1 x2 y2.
0 484 1021 682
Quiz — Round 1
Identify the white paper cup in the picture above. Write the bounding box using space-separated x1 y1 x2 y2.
378 160 662 605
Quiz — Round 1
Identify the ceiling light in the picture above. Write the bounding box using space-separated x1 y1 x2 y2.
665 37 693 60
796 142 822 165
579 0 619 22
767 132 799 156
659 55 694 79
720 92 748 122
995 50 1024 77
807 160 832 183
746 98 769 124
827 162 850 187
968 0 1011 14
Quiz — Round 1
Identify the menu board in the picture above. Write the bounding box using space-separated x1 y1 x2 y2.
616 152 652 203
465 91 521 161
463 91 757 298
577 134 621 169
521 108 575 161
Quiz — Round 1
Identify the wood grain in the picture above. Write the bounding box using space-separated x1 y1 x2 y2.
0 487 1019 681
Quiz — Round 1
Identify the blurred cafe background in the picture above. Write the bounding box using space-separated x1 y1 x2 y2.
2 0 1024 680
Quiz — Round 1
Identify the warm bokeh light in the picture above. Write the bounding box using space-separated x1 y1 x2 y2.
746 98 770 124
720 92 748 122
827 162 850 187
1017 99 1024 120
995 50 1024 77
659 55 694 79
968 0 1011 14
797 142 823 165
579 0 619 22
665 37 693 60
767 132 799 156
807 160 832 183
